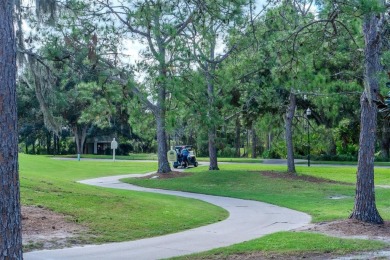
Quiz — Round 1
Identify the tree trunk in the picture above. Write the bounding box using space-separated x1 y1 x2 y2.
55 135 60 155
73 125 88 155
46 131 52 154
53 134 57 155
154 58 171 173
285 92 296 174
251 126 257 158
350 93 383 223
0 1 23 257
350 13 383 224
246 129 249 158
208 127 219 170
74 128 80 154
267 132 273 150
156 109 171 173
235 116 241 157
206 64 219 170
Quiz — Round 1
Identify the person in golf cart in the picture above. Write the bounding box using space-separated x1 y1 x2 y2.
173 145 198 168
181 146 189 165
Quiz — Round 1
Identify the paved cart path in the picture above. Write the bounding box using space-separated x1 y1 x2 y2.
25 172 311 260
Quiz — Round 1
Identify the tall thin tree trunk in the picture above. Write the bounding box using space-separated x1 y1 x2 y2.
56 135 60 155
0 1 23 257
153 46 171 173
53 133 58 156
156 109 171 173
252 126 257 158
73 125 88 155
246 129 250 158
74 127 80 154
268 132 272 150
285 92 296 174
235 116 241 157
46 131 51 154
208 127 219 170
154 62 171 173
80 126 87 154
350 13 383 224
206 65 219 171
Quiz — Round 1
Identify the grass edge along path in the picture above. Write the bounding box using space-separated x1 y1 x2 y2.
19 154 228 250
169 232 387 260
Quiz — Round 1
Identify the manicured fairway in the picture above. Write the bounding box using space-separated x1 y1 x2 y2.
126 163 390 259
126 163 390 222
19 155 228 247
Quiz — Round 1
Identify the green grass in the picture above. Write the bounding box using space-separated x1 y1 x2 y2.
297 165 390 185
60 153 159 160
296 160 390 166
125 163 390 222
124 163 390 258
54 153 390 166
60 153 264 163
171 232 386 259
197 157 263 163
20 154 228 246
20 155 390 257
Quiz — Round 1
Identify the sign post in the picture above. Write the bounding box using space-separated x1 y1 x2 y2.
167 146 177 161
111 138 118 162
167 146 177 168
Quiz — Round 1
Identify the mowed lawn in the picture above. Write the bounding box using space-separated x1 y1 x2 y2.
126 163 390 222
125 163 390 258
19 154 228 246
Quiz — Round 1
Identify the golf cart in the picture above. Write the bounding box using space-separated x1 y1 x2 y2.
173 145 199 168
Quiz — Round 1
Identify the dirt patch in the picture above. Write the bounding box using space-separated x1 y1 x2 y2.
140 171 193 179
259 170 352 185
298 219 390 243
22 205 89 252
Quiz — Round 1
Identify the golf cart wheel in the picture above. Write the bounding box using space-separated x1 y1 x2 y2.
194 162 198 167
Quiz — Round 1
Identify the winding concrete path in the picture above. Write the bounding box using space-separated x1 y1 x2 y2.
25 172 311 260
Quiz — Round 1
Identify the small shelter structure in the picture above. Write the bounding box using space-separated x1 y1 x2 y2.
85 136 117 154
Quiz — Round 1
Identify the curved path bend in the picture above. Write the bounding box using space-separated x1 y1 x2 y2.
25 172 311 260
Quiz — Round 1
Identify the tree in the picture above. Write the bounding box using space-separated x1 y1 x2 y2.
295 0 386 223
22 36 94 155
231 1 307 169
21 4 128 155
350 8 385 224
285 92 296 173
185 0 248 169
83 0 202 173
0 0 23 257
